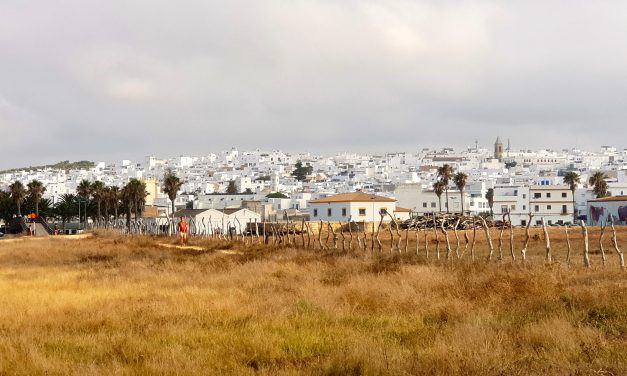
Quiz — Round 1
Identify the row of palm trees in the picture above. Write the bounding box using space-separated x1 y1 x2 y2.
8 180 46 218
75 178 149 226
2 178 149 228
432 164 468 215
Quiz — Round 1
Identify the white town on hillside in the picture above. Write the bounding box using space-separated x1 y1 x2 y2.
1 138 626 229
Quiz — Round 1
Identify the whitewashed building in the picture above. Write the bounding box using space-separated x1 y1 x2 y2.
308 192 400 222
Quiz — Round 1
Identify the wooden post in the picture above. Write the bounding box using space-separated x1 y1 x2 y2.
301 219 306 248
387 216 395 253
470 218 477 261
339 222 346 252
376 215 384 253
441 219 452 260
328 222 338 250
371 221 375 254
424 224 429 259
581 221 591 268
521 213 533 262
610 219 625 270
263 220 267 245
416 227 420 256
348 221 353 250
507 212 515 262
405 226 410 254
564 224 571 264
599 222 607 266
481 217 495 261
318 220 325 250
433 214 440 260
453 218 461 258
541 217 551 264
305 221 312 249
498 214 506 261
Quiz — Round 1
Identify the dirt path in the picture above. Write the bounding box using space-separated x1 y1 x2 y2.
157 243 242 255
0 233 93 244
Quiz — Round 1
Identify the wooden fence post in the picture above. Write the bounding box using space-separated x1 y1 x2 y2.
599 222 607 266
521 213 533 262
470 218 477 261
507 212 515 261
541 217 551 264
453 218 461 258
498 213 506 261
564 224 571 264
610 219 625 270
441 219 452 260
581 221 591 268
433 214 440 260
481 217 495 261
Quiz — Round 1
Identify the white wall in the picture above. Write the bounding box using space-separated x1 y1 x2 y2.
310 201 397 222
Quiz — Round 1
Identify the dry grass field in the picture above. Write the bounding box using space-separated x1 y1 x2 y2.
0 227 626 375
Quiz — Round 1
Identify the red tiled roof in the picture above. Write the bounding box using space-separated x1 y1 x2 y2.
310 192 396 204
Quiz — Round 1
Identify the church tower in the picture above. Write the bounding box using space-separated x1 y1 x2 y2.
494 137 504 162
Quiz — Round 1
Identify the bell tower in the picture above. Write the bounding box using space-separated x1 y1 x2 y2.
494 137 504 162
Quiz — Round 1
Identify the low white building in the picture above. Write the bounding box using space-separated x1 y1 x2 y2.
308 192 399 222
172 208 261 234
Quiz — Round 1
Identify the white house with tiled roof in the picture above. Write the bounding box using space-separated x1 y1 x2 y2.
309 192 407 222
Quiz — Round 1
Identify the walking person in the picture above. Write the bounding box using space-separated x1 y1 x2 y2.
178 216 188 245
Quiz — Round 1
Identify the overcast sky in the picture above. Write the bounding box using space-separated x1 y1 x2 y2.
1 1 626 168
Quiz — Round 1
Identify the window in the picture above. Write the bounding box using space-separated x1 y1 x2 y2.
501 205 508 213
313 209 318 217
521 220 527 226
562 205 567 214
431 202 436 208
327 208 332 217
342 208 347 217
534 205 539 212
423 202 427 208
548 220 552 225
547 205 552 210
511 205 516 211
523 194 526 199
536 220 542 225
562 192 567 198
523 205 526 211
379 208 388 215
546 193 551 198
534 193 541 198
359 208 366 216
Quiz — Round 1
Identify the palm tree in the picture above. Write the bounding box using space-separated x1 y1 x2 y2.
432 181 445 212
453 172 468 215
437 164 454 213
26 180 46 218
109 186 121 220
76 179 92 225
9 181 27 217
54 193 77 230
485 188 494 217
163 168 184 219
563 171 581 222
124 179 148 220
589 172 609 198
91 180 105 226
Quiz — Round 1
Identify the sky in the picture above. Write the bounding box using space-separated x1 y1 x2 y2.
1 0 626 168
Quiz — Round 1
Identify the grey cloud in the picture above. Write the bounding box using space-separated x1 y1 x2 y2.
0 1 626 168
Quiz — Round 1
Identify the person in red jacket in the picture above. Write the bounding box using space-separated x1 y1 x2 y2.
177 216 188 245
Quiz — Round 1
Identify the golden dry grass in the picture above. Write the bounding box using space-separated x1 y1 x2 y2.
0 227 626 375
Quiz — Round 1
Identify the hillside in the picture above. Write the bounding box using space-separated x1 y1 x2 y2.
0 160 95 174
